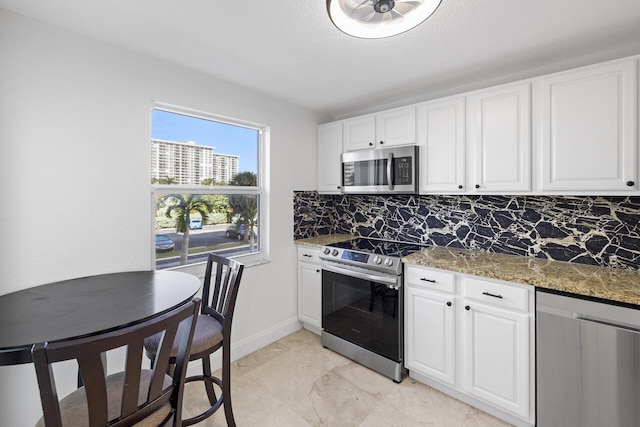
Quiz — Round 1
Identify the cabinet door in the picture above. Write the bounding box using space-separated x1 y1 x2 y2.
539 61 637 191
418 97 465 193
463 301 530 418
468 83 531 192
406 287 456 385
376 106 416 148
343 114 376 151
318 122 343 193
297 261 322 329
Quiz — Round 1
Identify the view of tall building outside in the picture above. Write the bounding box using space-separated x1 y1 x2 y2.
151 139 239 185
151 108 262 269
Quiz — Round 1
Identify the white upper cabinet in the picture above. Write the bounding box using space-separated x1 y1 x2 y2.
467 83 531 192
317 121 343 194
321 55 640 194
538 60 637 191
417 97 466 193
343 114 376 151
375 106 416 148
343 106 416 151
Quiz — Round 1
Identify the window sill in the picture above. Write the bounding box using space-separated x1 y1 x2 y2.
161 254 270 279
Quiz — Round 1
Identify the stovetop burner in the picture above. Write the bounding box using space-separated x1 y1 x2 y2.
319 238 426 275
328 238 426 258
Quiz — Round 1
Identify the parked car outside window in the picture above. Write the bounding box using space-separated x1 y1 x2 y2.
155 234 175 252
189 218 202 229
225 223 256 240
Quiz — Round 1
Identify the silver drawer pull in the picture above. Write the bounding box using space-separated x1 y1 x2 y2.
482 291 503 299
420 278 436 283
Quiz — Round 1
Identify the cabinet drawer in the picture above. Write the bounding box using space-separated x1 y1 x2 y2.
297 246 320 263
462 277 529 311
405 265 455 294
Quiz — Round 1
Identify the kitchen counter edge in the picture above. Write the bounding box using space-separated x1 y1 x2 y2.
403 246 640 307
294 235 354 247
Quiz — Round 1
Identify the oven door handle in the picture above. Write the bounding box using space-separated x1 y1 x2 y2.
322 263 399 286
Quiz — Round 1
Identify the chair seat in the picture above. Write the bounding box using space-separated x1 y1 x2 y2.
145 314 223 359
35 370 173 427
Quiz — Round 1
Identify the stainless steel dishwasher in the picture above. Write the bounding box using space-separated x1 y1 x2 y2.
536 290 640 426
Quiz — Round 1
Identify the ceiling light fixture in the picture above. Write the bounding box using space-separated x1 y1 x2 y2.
327 0 442 39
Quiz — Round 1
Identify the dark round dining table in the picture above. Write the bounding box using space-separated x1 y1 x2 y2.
0 270 201 365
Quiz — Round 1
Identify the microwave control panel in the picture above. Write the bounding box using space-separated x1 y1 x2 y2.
394 157 412 184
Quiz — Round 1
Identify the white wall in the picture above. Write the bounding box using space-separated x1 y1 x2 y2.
0 9 321 426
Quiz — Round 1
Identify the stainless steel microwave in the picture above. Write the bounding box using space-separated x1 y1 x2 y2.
341 145 418 194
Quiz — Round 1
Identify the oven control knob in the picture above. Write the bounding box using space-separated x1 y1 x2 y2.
373 256 382 264
331 249 339 256
384 258 393 266
323 247 331 255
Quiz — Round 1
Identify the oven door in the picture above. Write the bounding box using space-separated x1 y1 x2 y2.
321 263 402 362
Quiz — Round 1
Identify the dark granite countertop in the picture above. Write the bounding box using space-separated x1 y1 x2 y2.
404 246 640 307
294 236 640 307
294 235 354 247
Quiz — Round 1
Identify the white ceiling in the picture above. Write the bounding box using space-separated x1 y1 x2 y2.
2 0 640 119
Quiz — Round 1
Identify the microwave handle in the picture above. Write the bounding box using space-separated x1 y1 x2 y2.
387 152 394 190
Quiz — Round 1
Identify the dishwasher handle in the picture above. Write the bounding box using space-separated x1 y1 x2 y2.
536 291 640 331
576 316 640 335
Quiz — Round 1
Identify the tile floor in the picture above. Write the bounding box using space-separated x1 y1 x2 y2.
182 328 512 426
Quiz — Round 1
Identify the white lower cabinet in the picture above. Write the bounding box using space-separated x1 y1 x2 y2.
297 246 322 333
406 286 456 386
405 264 535 426
463 298 530 418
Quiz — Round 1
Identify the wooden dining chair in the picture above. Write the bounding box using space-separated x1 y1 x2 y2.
144 253 244 427
32 298 201 427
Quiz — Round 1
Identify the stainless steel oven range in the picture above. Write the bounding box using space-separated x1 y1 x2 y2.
319 238 424 382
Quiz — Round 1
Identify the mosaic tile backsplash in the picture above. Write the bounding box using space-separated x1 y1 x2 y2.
294 191 640 271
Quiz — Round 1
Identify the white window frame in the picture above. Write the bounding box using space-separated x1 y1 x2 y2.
150 102 270 275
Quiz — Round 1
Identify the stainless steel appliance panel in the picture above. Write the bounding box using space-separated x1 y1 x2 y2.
341 145 417 194
536 290 640 427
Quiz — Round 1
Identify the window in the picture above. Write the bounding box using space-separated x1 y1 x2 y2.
151 104 267 270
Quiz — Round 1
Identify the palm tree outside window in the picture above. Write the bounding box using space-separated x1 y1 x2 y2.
151 105 265 270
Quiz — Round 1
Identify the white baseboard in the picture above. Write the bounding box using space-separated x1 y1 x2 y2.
408 371 534 427
301 323 321 336
186 317 302 376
